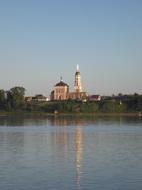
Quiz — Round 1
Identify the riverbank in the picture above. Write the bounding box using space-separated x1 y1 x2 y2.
0 111 142 118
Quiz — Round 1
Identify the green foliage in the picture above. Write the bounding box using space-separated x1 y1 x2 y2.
27 94 142 113
0 90 6 110
80 102 99 113
125 95 142 112
0 86 142 113
40 101 99 113
7 87 26 110
98 101 127 113
136 96 142 111
101 101 115 112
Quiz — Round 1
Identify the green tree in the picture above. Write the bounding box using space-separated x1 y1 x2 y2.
7 86 26 110
136 95 142 111
0 89 6 110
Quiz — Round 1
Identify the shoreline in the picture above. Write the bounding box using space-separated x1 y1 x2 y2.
0 111 141 117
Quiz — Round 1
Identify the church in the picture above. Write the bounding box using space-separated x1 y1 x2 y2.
50 65 87 101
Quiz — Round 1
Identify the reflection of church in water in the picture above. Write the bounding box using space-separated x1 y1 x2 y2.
50 117 83 187
50 65 87 101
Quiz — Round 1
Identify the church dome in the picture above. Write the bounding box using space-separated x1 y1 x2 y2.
55 81 68 87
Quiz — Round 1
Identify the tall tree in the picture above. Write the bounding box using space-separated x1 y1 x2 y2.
0 89 6 110
7 87 26 110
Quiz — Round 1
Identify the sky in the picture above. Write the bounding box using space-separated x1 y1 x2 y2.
0 0 142 96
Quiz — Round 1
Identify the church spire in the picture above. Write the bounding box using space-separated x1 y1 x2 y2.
77 64 79 72
74 65 82 92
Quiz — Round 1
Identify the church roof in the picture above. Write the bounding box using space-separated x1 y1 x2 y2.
55 81 68 87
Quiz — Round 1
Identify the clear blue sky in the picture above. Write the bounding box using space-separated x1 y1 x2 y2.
0 0 142 96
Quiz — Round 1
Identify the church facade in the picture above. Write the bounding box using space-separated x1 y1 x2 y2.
50 79 69 100
50 65 87 101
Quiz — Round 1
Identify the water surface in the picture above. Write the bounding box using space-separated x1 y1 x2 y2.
0 116 142 190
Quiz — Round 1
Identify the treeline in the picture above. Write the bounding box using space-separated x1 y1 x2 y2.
0 86 142 113
40 98 142 113
0 87 26 111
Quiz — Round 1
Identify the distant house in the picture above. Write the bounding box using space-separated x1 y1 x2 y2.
33 94 49 102
89 95 101 101
25 95 49 102
25 96 33 102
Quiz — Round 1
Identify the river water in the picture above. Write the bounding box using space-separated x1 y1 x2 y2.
0 115 142 190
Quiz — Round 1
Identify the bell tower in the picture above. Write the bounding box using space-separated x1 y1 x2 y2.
74 64 82 92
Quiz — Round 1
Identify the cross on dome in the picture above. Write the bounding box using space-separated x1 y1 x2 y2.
60 76 63 81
